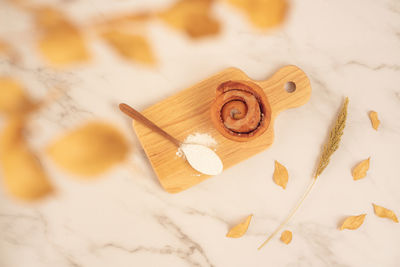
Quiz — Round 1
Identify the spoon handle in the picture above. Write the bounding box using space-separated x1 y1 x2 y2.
119 103 181 147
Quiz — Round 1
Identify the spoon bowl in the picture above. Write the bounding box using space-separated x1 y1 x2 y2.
180 143 223 175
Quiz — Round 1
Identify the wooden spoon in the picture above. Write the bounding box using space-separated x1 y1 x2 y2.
119 103 223 175
119 103 181 147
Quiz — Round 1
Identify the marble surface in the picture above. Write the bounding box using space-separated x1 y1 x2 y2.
1 0 400 266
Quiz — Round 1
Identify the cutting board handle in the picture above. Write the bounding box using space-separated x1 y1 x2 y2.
257 65 311 115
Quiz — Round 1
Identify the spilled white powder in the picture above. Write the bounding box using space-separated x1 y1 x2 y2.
176 133 217 158
175 133 223 175
184 133 217 147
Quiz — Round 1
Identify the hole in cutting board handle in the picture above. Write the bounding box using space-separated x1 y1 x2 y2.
284 81 296 93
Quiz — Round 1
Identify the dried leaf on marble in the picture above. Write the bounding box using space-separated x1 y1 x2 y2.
340 214 366 230
0 77 35 116
34 7 90 65
47 122 129 176
226 214 252 238
369 111 380 130
101 30 155 64
352 158 370 180
372 204 398 223
0 117 53 201
273 160 288 189
280 230 292 244
159 0 220 39
226 0 287 29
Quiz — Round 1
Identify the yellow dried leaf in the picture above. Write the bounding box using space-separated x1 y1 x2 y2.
0 116 25 154
0 117 53 201
47 122 129 176
352 158 370 180
340 214 366 230
372 204 398 223
38 32 89 65
159 0 220 38
0 40 18 60
369 111 380 130
226 214 252 238
0 40 7 54
34 7 71 31
280 230 292 244
95 12 152 29
0 39 18 62
34 7 90 65
227 0 287 29
102 30 155 64
273 160 288 189
0 77 35 115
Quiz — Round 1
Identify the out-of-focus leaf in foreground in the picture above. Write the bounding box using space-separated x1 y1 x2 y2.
0 117 53 201
95 12 153 29
159 0 220 39
227 0 287 29
34 7 90 66
47 122 129 177
101 30 155 64
0 77 35 115
0 39 19 63
0 40 8 54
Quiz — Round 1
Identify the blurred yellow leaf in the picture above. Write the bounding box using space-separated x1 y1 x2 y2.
0 117 53 201
34 7 90 65
373 204 398 223
0 39 18 62
340 214 366 230
280 230 292 244
369 111 380 130
47 122 129 176
226 214 252 238
95 12 152 29
273 160 288 189
38 33 89 65
0 116 25 154
227 0 287 29
352 157 370 180
159 0 220 38
0 77 35 115
0 40 7 53
102 30 155 64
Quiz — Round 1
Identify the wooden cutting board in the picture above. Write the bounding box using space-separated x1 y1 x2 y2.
133 65 311 193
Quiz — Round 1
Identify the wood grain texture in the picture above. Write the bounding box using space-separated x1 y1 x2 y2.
133 65 311 193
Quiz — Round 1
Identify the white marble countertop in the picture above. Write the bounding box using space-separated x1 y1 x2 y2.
1 0 400 266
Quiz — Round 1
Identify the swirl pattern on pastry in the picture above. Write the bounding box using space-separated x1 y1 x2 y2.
210 80 271 141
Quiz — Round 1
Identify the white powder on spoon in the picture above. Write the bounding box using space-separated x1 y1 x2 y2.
176 133 223 175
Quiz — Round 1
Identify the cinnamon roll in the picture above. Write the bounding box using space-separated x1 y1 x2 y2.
210 80 271 142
